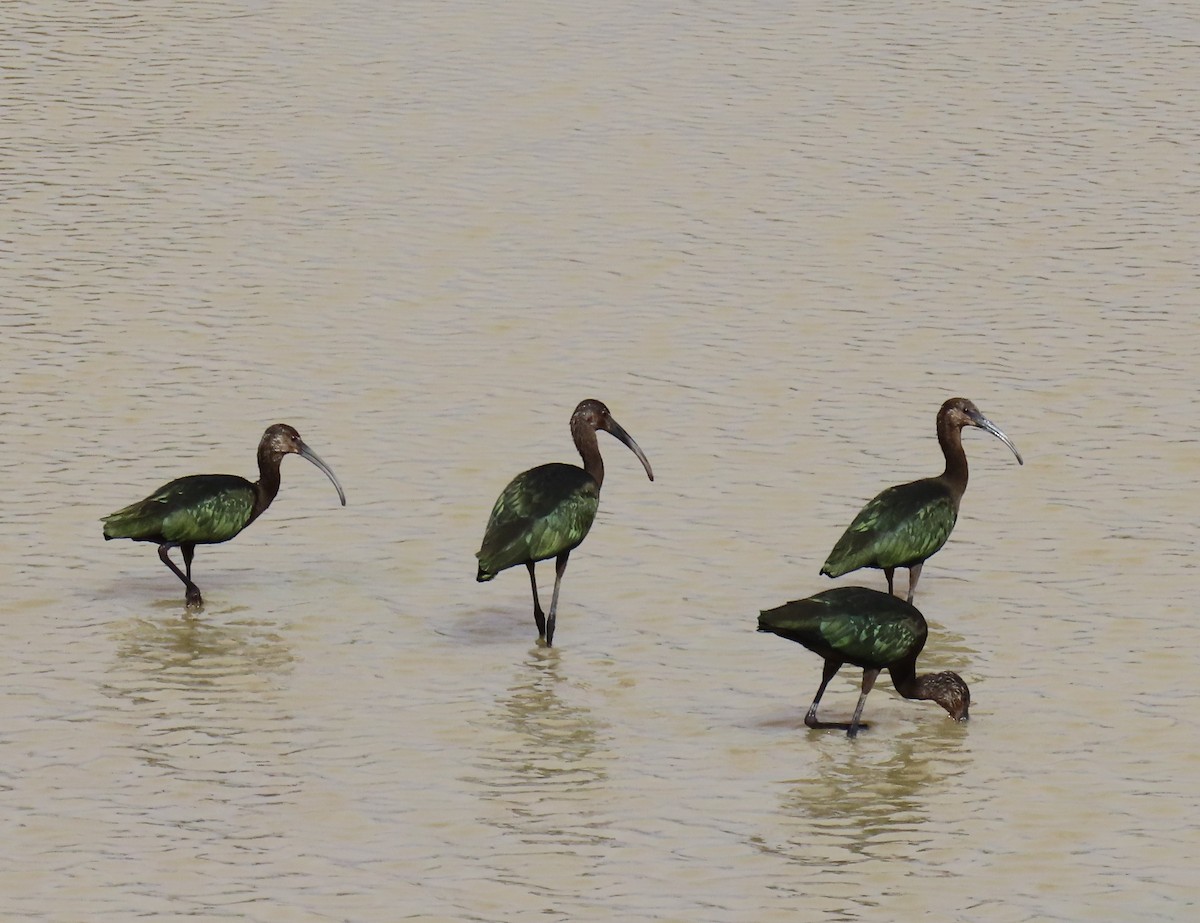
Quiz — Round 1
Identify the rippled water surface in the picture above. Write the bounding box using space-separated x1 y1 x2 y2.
2 1 1197 920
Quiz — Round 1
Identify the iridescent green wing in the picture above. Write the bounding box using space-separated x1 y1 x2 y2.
102 474 255 544
757 596 826 649
759 588 926 668
477 463 599 576
822 478 956 574
816 598 925 668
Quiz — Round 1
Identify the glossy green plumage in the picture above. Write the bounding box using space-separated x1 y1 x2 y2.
821 398 1022 604
475 398 653 647
476 463 599 580
102 423 345 608
757 585 969 736
103 474 256 545
758 586 927 669
821 478 956 577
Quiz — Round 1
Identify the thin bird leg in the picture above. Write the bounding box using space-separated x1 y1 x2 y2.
883 567 896 597
158 544 202 607
157 544 189 585
906 562 923 604
804 659 845 730
525 561 546 640
543 551 571 648
181 544 201 607
847 668 881 739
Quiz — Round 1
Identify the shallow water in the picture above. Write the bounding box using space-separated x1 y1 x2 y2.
2 0 1198 920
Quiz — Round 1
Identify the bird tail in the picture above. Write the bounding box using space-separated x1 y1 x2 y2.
819 558 851 578
101 511 133 540
101 497 161 541
476 567 495 583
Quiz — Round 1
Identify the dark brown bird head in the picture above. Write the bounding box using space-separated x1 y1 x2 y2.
925 670 971 722
571 400 654 482
260 424 346 505
939 398 1023 465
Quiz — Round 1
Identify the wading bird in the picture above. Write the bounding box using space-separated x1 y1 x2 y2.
758 586 969 738
821 397 1022 602
103 423 345 607
476 399 654 647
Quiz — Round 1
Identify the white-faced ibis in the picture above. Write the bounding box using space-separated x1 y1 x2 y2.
758 586 970 738
476 399 654 647
102 423 346 607
821 397 1023 602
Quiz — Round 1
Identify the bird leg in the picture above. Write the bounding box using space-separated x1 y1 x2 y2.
804 660 847 730
883 567 896 598
804 660 877 736
906 562 923 604
181 544 201 607
159 544 202 607
846 668 880 738
526 561 546 640
543 551 571 648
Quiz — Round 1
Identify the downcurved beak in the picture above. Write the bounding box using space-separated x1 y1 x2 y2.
298 443 347 505
971 413 1023 466
604 417 654 482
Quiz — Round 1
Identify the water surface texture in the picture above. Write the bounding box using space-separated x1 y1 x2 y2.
2 1 1197 920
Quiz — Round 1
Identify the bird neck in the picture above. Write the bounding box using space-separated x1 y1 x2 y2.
937 415 969 501
890 660 944 702
251 447 284 522
888 657 926 701
572 418 605 488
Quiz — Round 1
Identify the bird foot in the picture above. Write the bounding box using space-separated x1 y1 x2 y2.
806 718 870 734
185 585 203 608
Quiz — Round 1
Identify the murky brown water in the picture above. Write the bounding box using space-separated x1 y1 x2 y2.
2 0 1197 919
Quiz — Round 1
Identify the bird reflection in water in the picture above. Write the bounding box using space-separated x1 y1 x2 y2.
101 613 303 858
111 611 295 693
468 648 613 849
106 613 296 772
748 730 972 911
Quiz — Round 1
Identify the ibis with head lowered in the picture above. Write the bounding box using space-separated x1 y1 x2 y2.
758 585 970 738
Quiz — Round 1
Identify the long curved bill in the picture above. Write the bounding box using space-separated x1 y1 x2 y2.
604 417 654 482
299 443 347 505
972 413 1024 466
